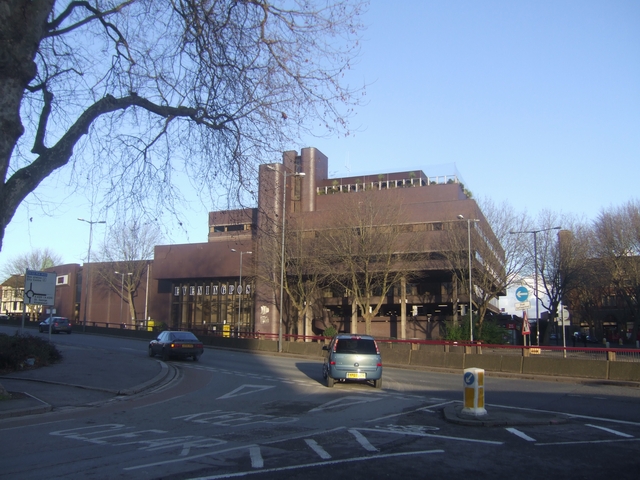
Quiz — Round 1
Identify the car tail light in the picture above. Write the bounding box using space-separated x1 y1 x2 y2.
330 360 336 365
196 343 203 348
377 362 382 367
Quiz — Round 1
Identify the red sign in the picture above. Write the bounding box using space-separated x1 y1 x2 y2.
522 311 531 336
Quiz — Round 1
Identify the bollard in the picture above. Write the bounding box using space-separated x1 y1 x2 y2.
462 367 487 416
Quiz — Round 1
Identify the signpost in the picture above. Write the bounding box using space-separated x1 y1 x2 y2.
22 270 56 333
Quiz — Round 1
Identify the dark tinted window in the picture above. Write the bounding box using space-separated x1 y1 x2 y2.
335 338 377 354
171 332 198 341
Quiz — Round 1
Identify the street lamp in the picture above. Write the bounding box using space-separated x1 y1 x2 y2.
231 249 252 335
78 218 106 331
115 271 132 327
458 215 479 342
509 226 561 346
266 165 305 352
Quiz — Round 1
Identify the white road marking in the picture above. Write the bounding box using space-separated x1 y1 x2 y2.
585 424 634 438
348 428 378 452
249 447 263 468
506 428 536 442
535 438 640 446
184 449 444 480
217 385 275 400
361 426 503 445
174 410 297 426
124 444 260 470
488 403 640 427
366 400 455 422
304 438 332 459
309 395 382 413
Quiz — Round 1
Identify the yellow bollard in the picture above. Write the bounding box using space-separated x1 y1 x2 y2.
462 367 487 416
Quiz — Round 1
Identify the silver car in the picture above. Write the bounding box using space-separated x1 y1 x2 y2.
322 334 382 388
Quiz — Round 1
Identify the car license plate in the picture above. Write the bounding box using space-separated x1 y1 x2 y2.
182 344 193 348
346 372 366 379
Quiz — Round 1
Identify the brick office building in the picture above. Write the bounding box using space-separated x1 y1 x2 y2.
151 147 503 340
26 147 502 339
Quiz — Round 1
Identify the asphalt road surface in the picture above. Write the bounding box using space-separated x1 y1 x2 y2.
1 330 639 479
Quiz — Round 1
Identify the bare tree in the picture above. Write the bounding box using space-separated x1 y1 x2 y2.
592 200 640 342
93 218 162 324
1 247 62 278
315 193 420 336
528 211 591 342
444 198 529 339
0 0 366 251
257 215 330 339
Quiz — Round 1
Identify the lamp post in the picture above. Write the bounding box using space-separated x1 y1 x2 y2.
509 226 561 346
266 165 305 352
231 249 252 335
458 215 479 342
78 218 106 331
115 271 132 327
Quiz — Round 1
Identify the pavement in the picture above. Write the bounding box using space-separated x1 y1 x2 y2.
0 340 176 420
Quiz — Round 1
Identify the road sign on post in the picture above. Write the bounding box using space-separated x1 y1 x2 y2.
23 270 56 306
515 286 529 302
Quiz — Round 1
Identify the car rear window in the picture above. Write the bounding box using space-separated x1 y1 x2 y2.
335 338 377 354
171 332 198 341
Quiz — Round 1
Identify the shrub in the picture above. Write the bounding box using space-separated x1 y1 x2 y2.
0 332 62 373
323 326 338 338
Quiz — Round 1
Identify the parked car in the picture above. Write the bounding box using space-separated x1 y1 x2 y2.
39 317 72 334
148 331 204 361
322 334 382 388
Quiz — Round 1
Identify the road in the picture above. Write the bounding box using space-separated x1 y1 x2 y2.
1 331 639 479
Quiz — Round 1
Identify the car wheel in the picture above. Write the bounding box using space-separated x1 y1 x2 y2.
193 354 200 362
148 346 155 357
326 375 334 388
374 378 382 389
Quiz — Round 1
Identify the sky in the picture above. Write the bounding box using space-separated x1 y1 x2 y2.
1 0 639 312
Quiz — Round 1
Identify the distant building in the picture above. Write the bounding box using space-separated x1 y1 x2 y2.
1 274 25 317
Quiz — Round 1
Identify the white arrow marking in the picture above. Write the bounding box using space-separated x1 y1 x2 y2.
217 385 275 399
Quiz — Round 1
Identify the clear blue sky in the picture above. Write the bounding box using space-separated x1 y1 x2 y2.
1 0 638 274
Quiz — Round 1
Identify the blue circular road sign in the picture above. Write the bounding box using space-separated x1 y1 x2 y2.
464 372 475 386
515 286 529 302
